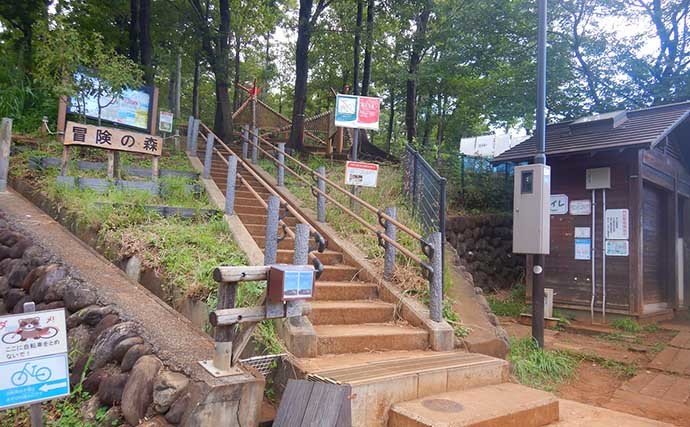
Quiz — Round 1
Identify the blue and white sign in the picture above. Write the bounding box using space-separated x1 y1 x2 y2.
0 353 70 410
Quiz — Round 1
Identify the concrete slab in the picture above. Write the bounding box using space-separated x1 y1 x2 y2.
649 347 690 375
388 383 559 427
670 331 690 349
553 399 672 426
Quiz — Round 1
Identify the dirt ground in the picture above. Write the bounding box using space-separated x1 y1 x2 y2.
501 318 683 425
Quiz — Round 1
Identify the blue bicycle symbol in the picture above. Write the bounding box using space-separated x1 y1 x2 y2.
11 363 52 386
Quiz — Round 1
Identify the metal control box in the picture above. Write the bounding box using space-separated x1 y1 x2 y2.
267 264 315 304
513 164 551 254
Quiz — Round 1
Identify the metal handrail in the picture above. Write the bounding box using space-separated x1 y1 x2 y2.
237 129 433 270
197 123 326 251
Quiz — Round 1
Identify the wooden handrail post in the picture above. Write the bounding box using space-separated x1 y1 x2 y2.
277 143 285 187
242 125 249 159
429 231 443 322
316 166 326 222
225 155 238 215
0 118 12 192
203 132 214 179
186 115 194 153
384 207 397 281
213 281 237 370
264 195 280 265
251 126 259 164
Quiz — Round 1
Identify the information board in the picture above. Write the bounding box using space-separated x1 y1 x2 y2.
605 240 629 256
575 238 591 260
335 95 381 130
569 200 592 215
345 161 379 187
0 309 70 410
605 209 629 240
64 121 162 156
159 111 174 133
68 73 152 131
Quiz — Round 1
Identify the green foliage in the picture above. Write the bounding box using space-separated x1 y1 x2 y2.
611 318 642 334
509 337 578 391
487 284 527 317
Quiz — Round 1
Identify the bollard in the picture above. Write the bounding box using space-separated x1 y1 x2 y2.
277 143 286 187
429 231 443 322
316 166 326 222
293 223 310 265
0 118 12 192
186 115 194 153
203 132 214 179
251 126 259 164
225 155 238 215
242 125 249 159
383 207 397 281
264 195 280 265
190 119 201 155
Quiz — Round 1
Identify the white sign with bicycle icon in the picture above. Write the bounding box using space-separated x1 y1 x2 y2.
0 309 70 410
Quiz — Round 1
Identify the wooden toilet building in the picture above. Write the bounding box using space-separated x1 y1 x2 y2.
495 101 690 320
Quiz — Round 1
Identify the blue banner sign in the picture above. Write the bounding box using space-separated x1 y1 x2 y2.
0 353 70 410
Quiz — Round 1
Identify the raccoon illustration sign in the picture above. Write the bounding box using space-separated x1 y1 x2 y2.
0 309 69 410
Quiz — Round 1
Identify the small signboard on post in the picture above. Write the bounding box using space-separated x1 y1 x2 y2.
159 111 174 133
345 161 379 188
0 308 70 410
335 95 381 130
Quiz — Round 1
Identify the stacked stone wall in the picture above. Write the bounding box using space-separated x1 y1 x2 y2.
446 214 524 289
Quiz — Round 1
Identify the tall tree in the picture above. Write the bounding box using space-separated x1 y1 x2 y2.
129 0 140 62
353 0 364 95
361 0 374 96
139 0 153 85
288 0 331 151
405 1 431 145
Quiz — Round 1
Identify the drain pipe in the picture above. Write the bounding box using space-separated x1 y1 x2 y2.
602 189 607 323
590 189 596 323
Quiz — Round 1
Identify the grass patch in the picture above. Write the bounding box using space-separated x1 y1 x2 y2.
509 337 578 391
487 283 527 317
611 318 642 333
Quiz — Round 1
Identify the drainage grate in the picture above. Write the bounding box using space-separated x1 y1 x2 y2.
239 354 286 377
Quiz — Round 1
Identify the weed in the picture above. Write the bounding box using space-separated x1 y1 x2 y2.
642 323 660 333
650 342 666 354
509 337 578 391
487 283 527 317
611 318 642 333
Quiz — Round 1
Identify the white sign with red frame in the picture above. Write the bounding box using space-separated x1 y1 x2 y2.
335 94 381 130
345 161 379 188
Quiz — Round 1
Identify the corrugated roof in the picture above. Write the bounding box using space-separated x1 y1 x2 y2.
493 101 690 162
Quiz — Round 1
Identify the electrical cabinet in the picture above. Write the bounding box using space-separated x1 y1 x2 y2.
513 164 551 254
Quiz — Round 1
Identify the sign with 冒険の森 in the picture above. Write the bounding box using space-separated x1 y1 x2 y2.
64 121 162 156
550 194 568 215
0 309 70 410
159 111 174 133
335 94 381 130
345 161 379 188
605 209 629 240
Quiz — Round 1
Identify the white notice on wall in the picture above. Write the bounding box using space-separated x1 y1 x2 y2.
550 194 568 215
605 240 629 256
605 209 629 240
575 238 592 260
345 161 379 187
574 227 591 238
569 200 592 215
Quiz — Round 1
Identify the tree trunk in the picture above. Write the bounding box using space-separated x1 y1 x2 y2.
213 0 233 140
353 0 363 95
139 0 153 85
192 53 201 118
386 88 394 153
167 65 175 110
405 2 431 146
129 0 140 62
288 0 314 151
361 0 374 96
175 52 182 117
233 33 241 111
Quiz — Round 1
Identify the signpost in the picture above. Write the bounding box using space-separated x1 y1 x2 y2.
0 305 69 425
344 161 379 188
334 95 381 130
159 111 174 134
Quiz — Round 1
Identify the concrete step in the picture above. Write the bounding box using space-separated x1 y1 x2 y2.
389 383 559 427
313 281 378 301
298 351 509 427
314 324 428 355
319 264 361 282
309 300 395 325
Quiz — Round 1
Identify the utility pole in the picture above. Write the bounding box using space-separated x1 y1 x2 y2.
532 0 548 348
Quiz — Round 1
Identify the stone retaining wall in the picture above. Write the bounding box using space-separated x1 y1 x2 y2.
0 210 262 426
446 214 524 289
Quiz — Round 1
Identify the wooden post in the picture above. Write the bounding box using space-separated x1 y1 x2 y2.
0 118 11 192
213 282 237 370
56 96 67 141
336 128 344 154
60 146 70 177
152 156 159 181
150 86 159 135
326 117 333 156
107 152 115 179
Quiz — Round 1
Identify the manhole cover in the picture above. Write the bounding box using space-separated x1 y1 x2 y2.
421 399 464 413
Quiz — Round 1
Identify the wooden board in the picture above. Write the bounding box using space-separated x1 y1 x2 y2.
274 380 351 427
64 121 162 156
642 183 668 304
